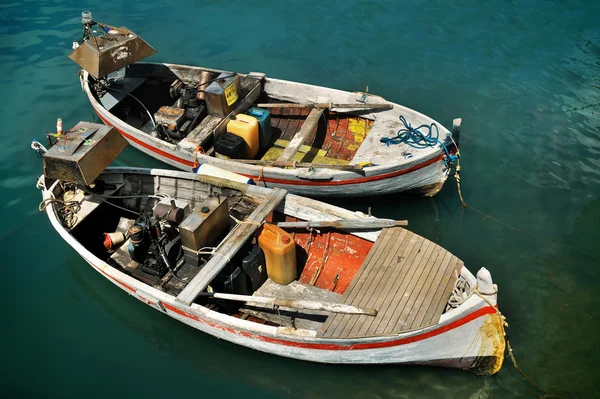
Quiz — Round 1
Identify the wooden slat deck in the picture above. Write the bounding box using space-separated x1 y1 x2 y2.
318 227 463 339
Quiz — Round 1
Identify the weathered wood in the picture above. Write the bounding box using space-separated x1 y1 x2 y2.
346 231 420 338
317 225 392 337
225 158 368 171
357 237 431 337
277 218 407 230
276 108 324 164
366 240 436 336
176 187 288 305
257 103 392 110
240 279 341 330
318 226 463 339
343 230 417 338
323 228 406 338
203 292 376 316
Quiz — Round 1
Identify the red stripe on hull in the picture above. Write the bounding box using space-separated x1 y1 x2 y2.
165 300 495 351
93 107 447 187
241 153 447 186
95 112 196 167
84 256 493 352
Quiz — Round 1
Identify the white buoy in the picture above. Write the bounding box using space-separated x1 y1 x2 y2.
196 163 255 185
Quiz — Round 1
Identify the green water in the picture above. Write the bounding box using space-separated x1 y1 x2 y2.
2 0 599 397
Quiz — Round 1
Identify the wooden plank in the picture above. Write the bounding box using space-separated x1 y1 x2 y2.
343 231 416 338
403 251 455 330
420 259 464 327
176 188 287 305
276 108 324 163
326 228 406 338
369 237 433 336
389 243 447 332
363 239 435 336
256 102 392 110
351 236 429 338
417 255 458 327
317 227 388 336
388 242 442 332
373 245 445 335
403 255 458 331
318 227 401 337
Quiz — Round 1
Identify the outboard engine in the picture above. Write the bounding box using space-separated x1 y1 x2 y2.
127 205 184 282
154 79 207 141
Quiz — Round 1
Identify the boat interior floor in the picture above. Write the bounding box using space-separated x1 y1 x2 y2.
63 171 464 336
101 73 375 165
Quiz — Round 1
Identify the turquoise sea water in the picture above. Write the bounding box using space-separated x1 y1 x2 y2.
1 0 599 397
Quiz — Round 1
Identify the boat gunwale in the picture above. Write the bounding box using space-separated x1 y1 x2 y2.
81 65 451 179
41 168 492 347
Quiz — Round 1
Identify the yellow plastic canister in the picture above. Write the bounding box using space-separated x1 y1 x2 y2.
257 223 297 285
226 114 259 158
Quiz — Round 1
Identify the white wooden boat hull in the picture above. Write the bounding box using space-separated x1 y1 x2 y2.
83 68 455 197
41 168 504 374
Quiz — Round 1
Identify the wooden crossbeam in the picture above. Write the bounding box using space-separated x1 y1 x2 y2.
176 188 288 305
276 108 324 164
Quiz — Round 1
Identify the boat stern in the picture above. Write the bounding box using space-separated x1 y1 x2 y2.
469 267 506 375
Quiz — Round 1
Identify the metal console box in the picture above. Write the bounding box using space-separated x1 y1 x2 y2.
43 121 128 186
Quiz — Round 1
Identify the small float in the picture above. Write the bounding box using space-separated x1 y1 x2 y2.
33 121 504 374
69 12 461 197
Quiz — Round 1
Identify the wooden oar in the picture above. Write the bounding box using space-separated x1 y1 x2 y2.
228 158 372 171
256 102 392 110
199 292 377 316
277 218 408 230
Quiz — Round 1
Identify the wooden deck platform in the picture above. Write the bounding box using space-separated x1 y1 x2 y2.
317 227 463 339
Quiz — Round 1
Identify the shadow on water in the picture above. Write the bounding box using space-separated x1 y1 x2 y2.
65 247 534 399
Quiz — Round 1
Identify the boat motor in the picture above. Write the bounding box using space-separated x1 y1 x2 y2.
154 79 207 141
127 211 183 279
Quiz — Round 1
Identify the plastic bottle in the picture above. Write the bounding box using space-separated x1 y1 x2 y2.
56 118 63 135
258 224 297 285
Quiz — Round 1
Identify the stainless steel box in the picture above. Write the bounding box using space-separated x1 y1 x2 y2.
68 25 156 79
179 197 230 252
204 73 241 117
43 121 128 186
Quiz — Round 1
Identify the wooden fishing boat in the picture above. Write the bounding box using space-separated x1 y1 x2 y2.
35 124 504 373
71 15 461 197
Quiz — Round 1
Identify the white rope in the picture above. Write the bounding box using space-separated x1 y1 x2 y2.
36 175 46 190
194 215 263 261
446 271 472 309
230 214 261 227
195 246 231 262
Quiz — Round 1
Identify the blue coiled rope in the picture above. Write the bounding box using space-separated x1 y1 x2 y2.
380 115 457 164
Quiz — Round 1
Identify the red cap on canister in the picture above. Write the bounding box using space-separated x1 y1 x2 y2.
103 233 113 249
281 236 291 244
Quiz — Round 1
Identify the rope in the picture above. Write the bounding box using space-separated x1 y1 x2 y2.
230 214 261 227
195 215 262 261
195 246 231 262
446 271 471 309
31 139 48 156
380 115 457 164
256 166 267 187
467 287 564 398
193 146 205 169
39 198 81 229
447 134 467 208
36 175 46 190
